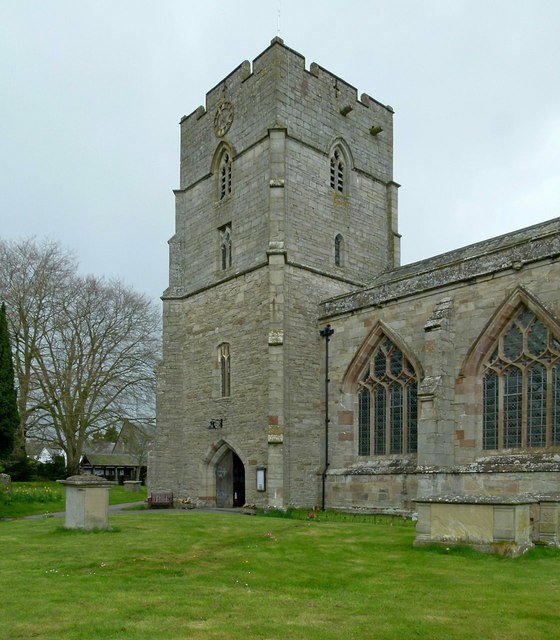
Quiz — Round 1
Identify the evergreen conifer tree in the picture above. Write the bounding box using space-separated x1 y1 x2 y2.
0 302 20 460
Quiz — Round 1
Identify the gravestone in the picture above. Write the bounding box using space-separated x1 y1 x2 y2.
58 475 114 530
0 473 11 493
0 473 12 493
123 480 141 493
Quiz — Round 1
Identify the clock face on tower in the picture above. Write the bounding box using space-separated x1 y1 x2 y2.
214 101 234 138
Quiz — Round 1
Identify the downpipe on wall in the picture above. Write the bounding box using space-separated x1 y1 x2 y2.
319 324 334 511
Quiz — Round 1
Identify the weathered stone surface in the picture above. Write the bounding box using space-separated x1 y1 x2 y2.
414 496 534 555
58 476 114 530
321 217 560 317
150 38 560 519
151 38 397 510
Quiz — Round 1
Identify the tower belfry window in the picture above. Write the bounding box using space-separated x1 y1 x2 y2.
330 147 346 193
220 224 232 270
219 151 232 200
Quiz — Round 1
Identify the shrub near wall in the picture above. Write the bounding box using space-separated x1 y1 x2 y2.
1 454 38 481
36 456 67 481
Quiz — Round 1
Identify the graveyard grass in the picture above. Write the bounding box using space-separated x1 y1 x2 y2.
2 512 560 639
0 482 146 518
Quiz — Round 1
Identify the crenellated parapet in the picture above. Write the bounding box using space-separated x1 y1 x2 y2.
178 37 395 191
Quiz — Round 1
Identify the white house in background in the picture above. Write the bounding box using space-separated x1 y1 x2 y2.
26 440 67 465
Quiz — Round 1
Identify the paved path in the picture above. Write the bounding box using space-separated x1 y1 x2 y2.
24 502 242 520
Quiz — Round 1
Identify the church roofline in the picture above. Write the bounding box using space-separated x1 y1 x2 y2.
372 216 560 286
320 216 560 318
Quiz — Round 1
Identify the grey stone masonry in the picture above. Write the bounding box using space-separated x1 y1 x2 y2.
320 217 560 511
151 37 560 515
151 38 401 509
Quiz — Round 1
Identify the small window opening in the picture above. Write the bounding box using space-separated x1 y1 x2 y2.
335 234 344 267
220 224 232 270
218 343 230 397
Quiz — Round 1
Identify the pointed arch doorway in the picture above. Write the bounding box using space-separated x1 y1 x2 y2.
215 449 245 508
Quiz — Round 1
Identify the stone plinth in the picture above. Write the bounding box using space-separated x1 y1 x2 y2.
414 495 535 556
536 496 560 546
123 480 142 493
58 475 114 530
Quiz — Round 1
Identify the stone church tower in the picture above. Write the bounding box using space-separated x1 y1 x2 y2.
149 38 400 507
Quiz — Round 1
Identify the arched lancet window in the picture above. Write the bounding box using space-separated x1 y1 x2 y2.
334 234 344 267
218 150 232 200
483 305 560 450
218 343 230 397
220 224 232 270
330 146 346 193
358 337 418 456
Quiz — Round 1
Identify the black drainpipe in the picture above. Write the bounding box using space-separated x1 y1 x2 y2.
319 324 334 511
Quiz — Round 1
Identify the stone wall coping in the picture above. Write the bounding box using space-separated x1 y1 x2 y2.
57 475 115 488
414 494 538 505
535 494 560 503
329 453 560 476
329 458 418 476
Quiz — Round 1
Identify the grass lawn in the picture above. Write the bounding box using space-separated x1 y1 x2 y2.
1 511 560 639
0 481 146 518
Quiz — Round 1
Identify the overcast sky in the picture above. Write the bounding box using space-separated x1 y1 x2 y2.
1 1 559 305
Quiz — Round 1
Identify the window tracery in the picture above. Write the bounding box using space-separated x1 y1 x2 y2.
482 305 560 450
358 337 418 456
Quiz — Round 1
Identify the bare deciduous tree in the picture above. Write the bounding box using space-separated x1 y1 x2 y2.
0 238 160 473
0 239 76 454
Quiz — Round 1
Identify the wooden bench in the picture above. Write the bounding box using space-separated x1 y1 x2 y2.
146 492 174 509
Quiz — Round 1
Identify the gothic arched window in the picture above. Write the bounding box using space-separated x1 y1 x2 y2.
483 305 560 450
330 147 346 193
218 150 232 200
334 234 344 267
358 337 418 456
218 342 230 397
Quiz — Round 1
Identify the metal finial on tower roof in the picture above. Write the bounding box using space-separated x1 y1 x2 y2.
277 0 281 36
